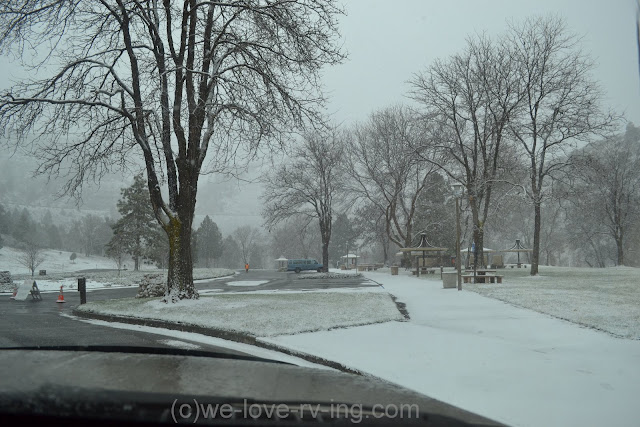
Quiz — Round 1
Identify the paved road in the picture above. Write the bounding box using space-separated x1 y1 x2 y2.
0 269 374 353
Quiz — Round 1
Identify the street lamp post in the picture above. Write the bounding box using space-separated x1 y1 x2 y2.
452 183 463 291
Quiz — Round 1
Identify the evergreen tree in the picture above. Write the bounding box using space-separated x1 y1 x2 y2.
0 204 10 234
145 228 170 269
13 208 33 243
42 210 54 227
108 174 159 270
46 224 63 250
196 216 223 268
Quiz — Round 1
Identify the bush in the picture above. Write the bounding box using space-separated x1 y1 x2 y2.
136 273 166 298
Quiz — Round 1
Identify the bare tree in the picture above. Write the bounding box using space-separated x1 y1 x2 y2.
345 106 443 266
269 215 322 260
105 235 127 276
17 241 46 277
353 203 390 266
409 33 522 267
262 130 345 271
505 16 617 275
233 225 257 266
565 129 640 266
79 214 104 256
0 1 344 301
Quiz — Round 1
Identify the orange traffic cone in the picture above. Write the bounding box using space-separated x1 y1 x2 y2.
10 287 17 300
56 286 66 303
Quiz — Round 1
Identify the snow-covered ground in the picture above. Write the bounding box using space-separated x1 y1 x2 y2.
76 286 403 336
463 266 640 339
264 271 640 427
0 246 145 275
0 246 236 293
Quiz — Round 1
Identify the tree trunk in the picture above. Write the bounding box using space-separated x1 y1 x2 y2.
473 225 485 268
470 199 485 268
381 235 389 266
164 215 198 302
531 202 541 276
319 218 331 272
322 241 329 272
616 237 624 266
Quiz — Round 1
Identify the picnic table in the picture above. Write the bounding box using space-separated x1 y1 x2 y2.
357 264 382 272
464 268 497 275
412 267 438 276
462 269 503 284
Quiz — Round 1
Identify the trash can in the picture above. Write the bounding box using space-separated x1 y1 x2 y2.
390 266 399 276
441 271 457 289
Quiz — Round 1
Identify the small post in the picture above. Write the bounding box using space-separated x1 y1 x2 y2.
456 196 462 291
78 277 87 304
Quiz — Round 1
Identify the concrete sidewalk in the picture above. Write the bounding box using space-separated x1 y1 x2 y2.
262 272 640 427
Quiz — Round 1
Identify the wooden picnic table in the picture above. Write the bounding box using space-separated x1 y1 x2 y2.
464 269 497 275
462 274 503 284
412 267 438 276
357 264 381 272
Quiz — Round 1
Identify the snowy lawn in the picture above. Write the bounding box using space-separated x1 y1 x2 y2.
299 272 363 280
262 272 640 427
463 266 640 339
0 246 147 275
2 267 235 293
75 289 405 336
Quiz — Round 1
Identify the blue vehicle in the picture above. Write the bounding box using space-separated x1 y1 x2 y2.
287 259 324 273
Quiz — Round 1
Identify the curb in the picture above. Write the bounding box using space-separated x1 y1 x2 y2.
72 308 365 375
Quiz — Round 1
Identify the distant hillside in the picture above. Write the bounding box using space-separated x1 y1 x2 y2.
1 155 265 234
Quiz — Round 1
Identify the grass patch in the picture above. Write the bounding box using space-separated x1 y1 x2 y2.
464 266 640 339
76 292 405 337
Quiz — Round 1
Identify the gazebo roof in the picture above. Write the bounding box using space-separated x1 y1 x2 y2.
500 239 533 253
399 233 447 253
462 247 496 253
341 254 360 258
399 247 447 252
275 257 288 261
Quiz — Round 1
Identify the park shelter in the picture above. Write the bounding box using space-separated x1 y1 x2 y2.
499 240 533 267
341 253 360 269
275 256 288 271
462 247 496 267
398 233 447 277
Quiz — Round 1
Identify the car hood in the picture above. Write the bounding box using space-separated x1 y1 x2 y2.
0 348 504 425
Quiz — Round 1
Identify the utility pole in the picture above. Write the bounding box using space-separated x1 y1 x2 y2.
456 196 462 291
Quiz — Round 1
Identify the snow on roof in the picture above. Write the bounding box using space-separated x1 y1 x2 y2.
341 254 360 258
462 247 495 253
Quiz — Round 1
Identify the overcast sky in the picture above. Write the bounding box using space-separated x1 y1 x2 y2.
324 0 640 126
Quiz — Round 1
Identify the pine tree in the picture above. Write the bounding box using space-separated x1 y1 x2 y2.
0 204 10 234
13 208 33 243
108 174 159 270
196 216 223 268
